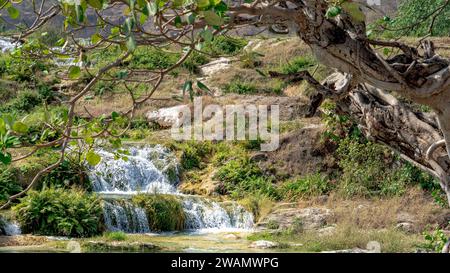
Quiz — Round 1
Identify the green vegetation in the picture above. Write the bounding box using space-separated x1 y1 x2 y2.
279 173 332 201
422 228 449 252
278 56 316 74
391 0 450 37
0 167 22 203
205 36 247 56
132 194 185 231
13 188 103 237
104 231 128 241
223 78 258 94
248 226 423 253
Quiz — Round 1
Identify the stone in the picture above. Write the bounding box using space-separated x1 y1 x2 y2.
395 222 415 233
146 105 189 128
257 207 333 231
318 225 337 236
223 234 240 240
249 240 279 249
85 241 159 252
199 57 231 77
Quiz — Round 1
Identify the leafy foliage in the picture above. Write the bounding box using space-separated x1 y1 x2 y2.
13 188 103 237
391 0 450 36
0 167 22 202
132 194 185 231
279 173 332 200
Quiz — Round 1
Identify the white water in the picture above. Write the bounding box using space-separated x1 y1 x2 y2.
3 221 21 236
0 38 17 53
88 145 254 233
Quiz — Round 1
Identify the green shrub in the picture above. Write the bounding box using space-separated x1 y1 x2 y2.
391 0 450 37
13 188 103 237
104 231 128 241
279 56 316 74
223 78 258 94
215 155 278 199
205 36 247 56
182 52 210 73
0 54 50 83
0 90 41 113
39 160 91 191
336 137 411 197
132 194 185 231
423 228 449 252
130 48 179 70
279 173 332 200
179 141 214 170
0 167 22 203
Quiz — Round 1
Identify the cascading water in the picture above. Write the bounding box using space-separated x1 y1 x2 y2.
88 145 254 233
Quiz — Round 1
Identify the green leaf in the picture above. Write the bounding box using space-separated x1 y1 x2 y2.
126 36 136 52
197 80 211 93
200 28 213 42
68 66 81 79
111 111 119 121
75 5 85 23
203 10 223 26
325 6 341 18
7 6 20 19
87 0 103 9
91 33 103 44
12 121 28 134
174 16 182 28
86 151 101 166
183 80 193 101
210 0 221 6
196 0 210 9
0 152 12 165
55 38 66 47
0 118 6 135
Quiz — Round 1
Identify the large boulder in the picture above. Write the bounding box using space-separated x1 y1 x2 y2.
146 105 189 128
249 240 279 249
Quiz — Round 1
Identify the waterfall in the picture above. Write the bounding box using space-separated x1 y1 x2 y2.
88 145 254 233
102 200 150 233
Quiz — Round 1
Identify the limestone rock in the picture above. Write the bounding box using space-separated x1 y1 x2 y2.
200 57 231 77
146 105 189 128
257 207 333 231
249 240 279 249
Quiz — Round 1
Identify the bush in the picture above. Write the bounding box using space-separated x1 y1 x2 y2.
0 90 41 113
13 188 103 237
182 52 210 73
179 141 214 170
39 160 91 191
336 137 416 197
130 48 179 70
391 0 450 37
279 56 316 74
223 78 258 94
279 173 332 200
0 54 50 83
132 194 185 231
104 231 127 241
215 155 278 199
0 167 22 203
205 36 247 56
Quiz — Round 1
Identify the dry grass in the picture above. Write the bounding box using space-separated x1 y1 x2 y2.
291 188 449 233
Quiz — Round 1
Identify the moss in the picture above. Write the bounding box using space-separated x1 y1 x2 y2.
132 194 185 232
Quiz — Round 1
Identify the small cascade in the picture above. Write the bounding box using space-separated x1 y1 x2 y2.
102 200 150 233
183 197 254 230
88 145 254 233
0 37 16 53
89 145 179 194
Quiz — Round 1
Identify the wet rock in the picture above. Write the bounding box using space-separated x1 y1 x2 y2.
146 105 189 128
257 207 333 231
249 240 279 249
